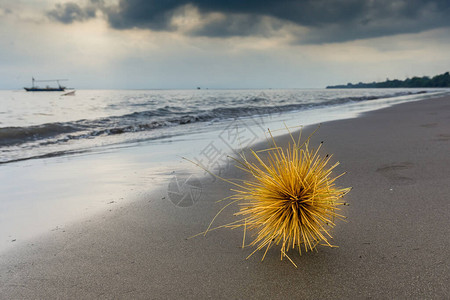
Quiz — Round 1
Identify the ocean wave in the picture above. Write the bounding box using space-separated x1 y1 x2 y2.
0 123 82 146
0 90 426 148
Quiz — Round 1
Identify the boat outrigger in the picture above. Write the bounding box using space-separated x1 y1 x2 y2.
24 78 68 92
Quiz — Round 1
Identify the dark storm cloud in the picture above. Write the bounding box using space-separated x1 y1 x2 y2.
103 1 178 31
48 0 450 43
47 2 97 24
103 0 365 33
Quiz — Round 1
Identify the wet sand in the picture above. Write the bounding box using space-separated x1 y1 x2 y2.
0 95 449 299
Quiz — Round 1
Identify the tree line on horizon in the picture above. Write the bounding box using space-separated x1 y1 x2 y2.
327 71 450 89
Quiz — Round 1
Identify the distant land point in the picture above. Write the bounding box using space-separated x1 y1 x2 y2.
327 71 450 89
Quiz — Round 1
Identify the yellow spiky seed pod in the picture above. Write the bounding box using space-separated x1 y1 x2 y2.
216 129 350 267
190 128 350 267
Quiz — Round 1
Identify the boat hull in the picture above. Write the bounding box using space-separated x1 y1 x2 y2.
24 87 65 92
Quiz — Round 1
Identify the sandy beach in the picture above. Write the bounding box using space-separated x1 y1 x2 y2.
0 95 449 299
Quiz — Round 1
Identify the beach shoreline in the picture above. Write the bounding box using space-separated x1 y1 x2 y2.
1 90 444 255
1 95 449 298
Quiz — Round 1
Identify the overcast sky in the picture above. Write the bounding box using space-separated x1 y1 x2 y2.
1 0 449 89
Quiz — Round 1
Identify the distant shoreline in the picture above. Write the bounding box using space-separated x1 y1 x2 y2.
327 71 450 89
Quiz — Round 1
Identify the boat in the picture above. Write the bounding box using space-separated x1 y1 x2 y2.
24 78 67 92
